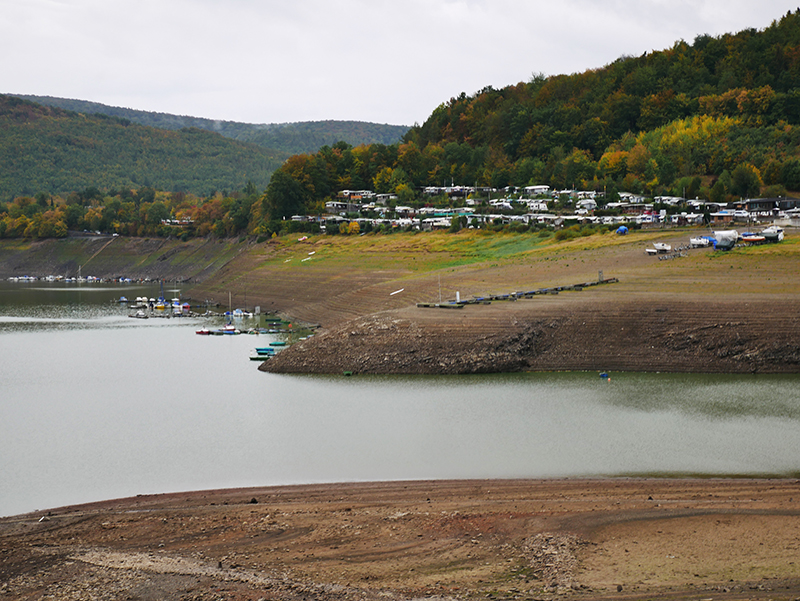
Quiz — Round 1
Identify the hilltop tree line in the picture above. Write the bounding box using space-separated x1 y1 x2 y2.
13 95 409 156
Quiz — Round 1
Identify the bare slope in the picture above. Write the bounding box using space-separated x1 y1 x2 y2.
0 236 248 282
187 228 800 375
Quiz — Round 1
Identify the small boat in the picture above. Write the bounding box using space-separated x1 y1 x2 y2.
196 328 212 335
254 347 276 354
250 353 270 361
762 225 785 242
269 341 287 347
741 233 765 245
645 248 658 255
130 309 148 319
652 242 672 253
713 230 738 250
689 237 711 248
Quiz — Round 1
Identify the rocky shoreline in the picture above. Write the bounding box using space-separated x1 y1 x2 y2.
261 296 800 375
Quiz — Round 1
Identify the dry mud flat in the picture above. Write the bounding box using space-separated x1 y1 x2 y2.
2 479 800 601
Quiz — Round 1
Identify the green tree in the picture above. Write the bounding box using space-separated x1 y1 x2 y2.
263 170 305 220
145 201 170 226
709 179 726 203
730 163 763 198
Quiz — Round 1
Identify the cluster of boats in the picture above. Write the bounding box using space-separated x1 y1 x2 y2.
195 319 294 336
647 225 785 254
249 343 287 361
8 275 141 283
127 296 192 318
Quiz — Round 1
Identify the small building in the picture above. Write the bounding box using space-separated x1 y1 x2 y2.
524 185 551 196
709 211 735 224
325 200 361 214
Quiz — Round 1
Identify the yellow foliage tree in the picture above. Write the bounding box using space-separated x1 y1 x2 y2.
598 150 628 178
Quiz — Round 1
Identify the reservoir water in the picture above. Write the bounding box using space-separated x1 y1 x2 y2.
2 280 799 517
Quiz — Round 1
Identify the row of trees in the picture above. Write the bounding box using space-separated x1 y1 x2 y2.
0 185 268 240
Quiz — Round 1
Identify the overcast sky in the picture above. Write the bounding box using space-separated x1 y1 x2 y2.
3 0 799 126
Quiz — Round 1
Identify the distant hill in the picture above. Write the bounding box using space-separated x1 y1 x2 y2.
11 95 410 155
0 95 287 198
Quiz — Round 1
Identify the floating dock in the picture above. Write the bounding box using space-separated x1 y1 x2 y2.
417 277 619 308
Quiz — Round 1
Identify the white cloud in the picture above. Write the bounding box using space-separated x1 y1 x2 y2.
2 0 798 125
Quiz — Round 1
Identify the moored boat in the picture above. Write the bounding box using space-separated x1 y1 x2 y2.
690 236 712 248
762 225 785 242
741 233 765 244
712 230 738 250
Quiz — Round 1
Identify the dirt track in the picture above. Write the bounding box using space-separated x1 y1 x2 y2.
3 479 800 601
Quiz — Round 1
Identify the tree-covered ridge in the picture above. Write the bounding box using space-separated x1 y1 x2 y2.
10 95 409 155
0 95 287 199
235 121 410 156
411 10 800 154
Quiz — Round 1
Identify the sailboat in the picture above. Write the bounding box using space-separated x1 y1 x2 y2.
221 292 238 333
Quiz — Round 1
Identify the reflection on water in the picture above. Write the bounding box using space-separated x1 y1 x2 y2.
1 281 799 517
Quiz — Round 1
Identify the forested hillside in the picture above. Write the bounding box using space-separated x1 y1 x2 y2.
5 12 800 243
268 10 800 211
10 95 409 155
0 95 286 198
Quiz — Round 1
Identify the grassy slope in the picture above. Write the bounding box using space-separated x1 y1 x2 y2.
189 227 800 326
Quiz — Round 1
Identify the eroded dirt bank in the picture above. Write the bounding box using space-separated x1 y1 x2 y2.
261 296 800 375
3 479 800 601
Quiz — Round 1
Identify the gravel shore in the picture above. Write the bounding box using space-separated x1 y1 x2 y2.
3 479 800 600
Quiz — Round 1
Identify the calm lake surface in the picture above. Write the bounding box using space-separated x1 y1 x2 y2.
2 280 800 517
